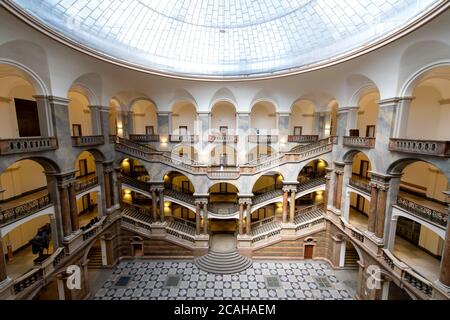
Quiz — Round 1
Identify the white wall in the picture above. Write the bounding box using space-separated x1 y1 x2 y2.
211 101 236 132
172 102 197 134
74 151 97 177
251 102 276 132
2 214 51 252
68 91 92 136
290 100 315 134
357 92 379 135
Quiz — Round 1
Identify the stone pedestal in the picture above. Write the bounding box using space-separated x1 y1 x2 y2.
150 222 167 235
280 223 297 236
237 234 252 248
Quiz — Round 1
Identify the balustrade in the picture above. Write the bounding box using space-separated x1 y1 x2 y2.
403 270 433 297
396 196 448 227
343 136 376 148
0 194 52 225
209 203 239 216
74 175 99 193
129 134 160 143
248 135 278 143
288 135 319 143
349 177 371 194
169 135 198 143
72 135 105 147
208 135 238 143
389 138 449 157
0 137 57 155
13 269 44 294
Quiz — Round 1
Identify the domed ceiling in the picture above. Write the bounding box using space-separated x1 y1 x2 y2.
5 0 445 79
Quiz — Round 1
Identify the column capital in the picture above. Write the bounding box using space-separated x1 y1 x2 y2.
238 197 253 205
34 95 70 106
150 184 164 192
378 96 415 108
338 106 358 114
47 170 77 187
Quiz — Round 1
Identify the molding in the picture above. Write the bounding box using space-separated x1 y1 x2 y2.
34 95 70 106
439 99 450 106
0 96 11 103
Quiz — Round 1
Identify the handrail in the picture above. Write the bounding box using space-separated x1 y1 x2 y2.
208 203 240 215
389 138 450 157
74 175 99 193
0 137 58 155
396 196 448 227
349 177 371 194
0 194 52 225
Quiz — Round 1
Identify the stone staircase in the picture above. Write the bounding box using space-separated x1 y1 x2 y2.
294 205 324 226
194 249 253 274
87 246 103 269
166 219 196 236
122 204 153 224
344 245 359 269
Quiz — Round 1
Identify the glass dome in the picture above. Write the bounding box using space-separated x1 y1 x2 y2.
8 0 444 79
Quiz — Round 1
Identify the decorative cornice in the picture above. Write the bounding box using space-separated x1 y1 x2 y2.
0 96 11 103
34 95 70 105
439 99 450 106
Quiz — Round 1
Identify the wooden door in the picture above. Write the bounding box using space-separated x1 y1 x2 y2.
304 245 314 259
79 159 88 177
360 160 369 178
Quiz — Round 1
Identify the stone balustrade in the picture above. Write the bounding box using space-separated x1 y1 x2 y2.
129 134 160 143
248 135 278 143
0 137 57 155
0 194 52 226
207 168 240 180
343 136 376 149
209 203 240 216
74 175 99 193
349 177 372 194
71 135 105 147
169 135 198 143
403 269 433 297
208 134 238 143
109 134 117 144
396 196 448 227
389 138 450 157
288 135 319 143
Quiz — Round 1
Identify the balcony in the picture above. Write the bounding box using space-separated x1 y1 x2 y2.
396 195 448 228
389 138 450 157
0 137 58 155
348 177 371 194
71 135 105 147
207 167 240 180
208 134 238 143
169 135 198 143
74 175 99 194
0 193 52 226
129 134 160 143
288 135 319 143
343 136 376 149
248 135 278 143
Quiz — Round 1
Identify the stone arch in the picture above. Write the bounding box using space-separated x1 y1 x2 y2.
209 88 238 111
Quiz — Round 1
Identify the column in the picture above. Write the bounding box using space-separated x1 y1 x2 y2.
368 183 378 233
324 169 332 208
115 167 123 206
333 171 339 208
392 97 414 138
58 184 72 237
289 189 296 223
439 197 450 287
33 95 54 137
387 217 398 251
108 171 114 207
127 111 134 137
159 189 165 222
375 185 388 239
282 187 289 223
239 202 244 235
151 189 157 221
335 171 343 210
0 238 7 282
246 203 251 235
89 105 102 135
195 203 201 235
68 182 79 232
203 203 208 235
103 166 112 210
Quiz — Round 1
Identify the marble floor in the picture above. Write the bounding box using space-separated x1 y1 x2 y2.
393 236 441 282
92 259 355 300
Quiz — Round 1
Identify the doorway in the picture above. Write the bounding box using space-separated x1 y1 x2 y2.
145 126 154 135
14 98 41 137
366 125 376 138
72 124 82 137
359 160 370 179
294 126 303 136
304 245 314 259
79 159 88 177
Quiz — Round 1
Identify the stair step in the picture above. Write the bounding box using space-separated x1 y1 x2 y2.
194 249 252 274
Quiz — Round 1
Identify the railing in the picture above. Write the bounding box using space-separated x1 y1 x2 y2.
82 223 100 241
382 250 395 270
329 136 338 145
0 137 58 155
109 134 117 144
13 269 44 294
389 139 450 157
351 228 365 242
122 216 152 232
74 175 99 193
0 194 52 225
251 216 275 229
52 247 66 267
253 189 284 206
122 175 150 193
169 135 198 143
207 168 240 179
297 177 326 193
209 203 239 216
403 269 433 297
208 135 238 143
165 188 196 205
349 177 371 194
343 136 376 149
172 217 197 229
129 134 160 143
117 136 158 153
289 137 330 153
288 135 319 143
72 135 105 147
252 229 281 243
248 135 278 143
294 203 325 217
396 196 448 227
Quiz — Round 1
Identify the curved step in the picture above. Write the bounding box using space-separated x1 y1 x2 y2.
194 249 252 274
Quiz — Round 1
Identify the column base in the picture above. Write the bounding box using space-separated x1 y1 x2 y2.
328 206 341 215
150 221 167 235
194 234 210 248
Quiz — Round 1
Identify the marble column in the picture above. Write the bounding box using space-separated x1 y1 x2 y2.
151 189 157 221
89 105 103 135
195 203 201 235
33 95 54 137
368 183 378 233
127 111 134 137
0 238 7 282
324 169 332 208
335 171 343 210
104 168 112 210
333 171 339 208
246 203 251 235
375 185 388 239
203 203 208 235
439 198 450 287
387 217 398 251
239 203 244 235
159 189 165 222
68 182 79 232
115 168 123 206
282 188 289 223
289 189 296 223
58 184 72 237
392 97 414 138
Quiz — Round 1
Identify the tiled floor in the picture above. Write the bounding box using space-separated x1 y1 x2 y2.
92 260 355 300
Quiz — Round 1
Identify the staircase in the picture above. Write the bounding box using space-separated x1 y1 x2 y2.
194 249 253 274
344 245 359 269
87 246 103 269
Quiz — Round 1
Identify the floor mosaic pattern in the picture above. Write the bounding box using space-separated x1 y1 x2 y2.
93 260 354 300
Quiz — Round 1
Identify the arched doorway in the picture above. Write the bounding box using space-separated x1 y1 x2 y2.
68 88 93 137
208 183 239 234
